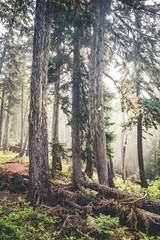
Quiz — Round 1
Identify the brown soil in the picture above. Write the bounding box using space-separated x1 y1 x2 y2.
0 161 29 201
2 161 28 175
0 190 26 201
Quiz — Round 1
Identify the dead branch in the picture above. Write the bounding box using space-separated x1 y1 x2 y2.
122 192 148 204
80 180 160 215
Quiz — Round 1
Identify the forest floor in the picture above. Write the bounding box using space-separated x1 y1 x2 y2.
0 151 160 239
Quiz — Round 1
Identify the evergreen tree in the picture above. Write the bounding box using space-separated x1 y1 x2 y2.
29 0 53 207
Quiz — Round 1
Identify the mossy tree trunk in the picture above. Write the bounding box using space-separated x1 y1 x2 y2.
29 0 53 208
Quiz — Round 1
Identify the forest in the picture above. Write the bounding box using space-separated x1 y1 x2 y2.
0 0 160 239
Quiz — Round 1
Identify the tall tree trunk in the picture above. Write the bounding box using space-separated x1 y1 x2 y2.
0 31 12 147
41 0 53 197
0 79 5 146
4 99 11 151
93 0 108 185
72 0 81 187
0 35 9 75
15 107 21 141
1 111 6 147
136 77 148 188
20 79 24 150
52 79 61 178
88 10 97 180
29 0 53 208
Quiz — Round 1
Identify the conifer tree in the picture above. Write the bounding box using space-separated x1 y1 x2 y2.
29 0 53 207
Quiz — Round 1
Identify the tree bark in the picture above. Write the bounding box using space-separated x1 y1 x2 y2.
29 0 53 208
136 77 148 188
4 99 11 151
19 130 28 157
94 0 108 185
72 0 82 187
20 79 24 151
122 135 127 182
109 157 115 178
88 10 97 180
41 0 53 197
85 128 93 179
51 44 61 177
0 79 5 147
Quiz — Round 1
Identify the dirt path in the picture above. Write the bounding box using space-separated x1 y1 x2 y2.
0 160 69 201
0 161 29 201
2 161 28 175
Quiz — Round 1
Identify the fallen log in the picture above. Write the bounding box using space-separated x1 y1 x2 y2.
80 180 160 215
94 200 160 235
61 195 160 235
49 184 160 235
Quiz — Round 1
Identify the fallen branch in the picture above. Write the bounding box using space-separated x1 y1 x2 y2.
122 192 148 204
80 180 160 215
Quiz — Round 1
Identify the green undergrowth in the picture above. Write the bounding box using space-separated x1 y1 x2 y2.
114 176 160 200
1 150 160 201
0 151 18 165
1 199 158 240
0 198 61 240
0 151 29 166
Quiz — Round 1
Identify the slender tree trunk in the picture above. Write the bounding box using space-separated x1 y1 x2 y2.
109 157 115 178
122 135 127 182
1 112 6 147
29 0 53 207
52 80 60 143
15 107 21 141
41 0 53 197
136 78 148 188
108 161 115 188
52 79 61 178
0 38 8 75
72 0 81 187
4 114 11 151
4 99 11 151
26 143 29 156
94 0 108 185
23 98 29 126
88 9 98 180
85 128 93 179
51 43 62 178
19 130 29 157
0 80 5 146
20 79 24 150
121 111 124 179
